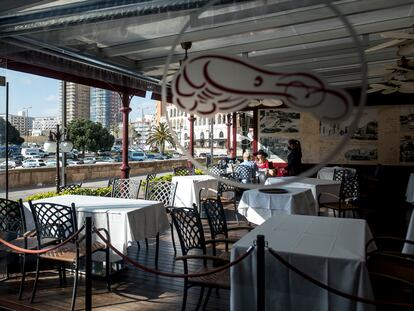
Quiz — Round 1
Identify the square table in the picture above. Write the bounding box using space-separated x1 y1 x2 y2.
23 195 169 261
172 175 227 208
237 187 316 225
231 214 375 311
265 177 341 209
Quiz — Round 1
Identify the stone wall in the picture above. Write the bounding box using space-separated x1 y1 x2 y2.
0 159 189 188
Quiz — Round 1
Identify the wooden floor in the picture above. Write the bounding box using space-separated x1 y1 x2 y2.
0 204 242 311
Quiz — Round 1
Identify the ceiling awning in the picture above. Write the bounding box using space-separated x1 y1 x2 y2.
0 0 413 96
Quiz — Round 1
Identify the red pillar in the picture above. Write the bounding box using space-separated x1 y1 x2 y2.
120 92 131 179
188 114 196 159
226 113 231 155
252 109 258 153
231 112 237 158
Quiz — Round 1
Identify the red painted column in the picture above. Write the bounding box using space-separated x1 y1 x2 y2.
252 109 258 153
120 92 131 179
226 113 231 155
231 112 237 158
188 114 196 159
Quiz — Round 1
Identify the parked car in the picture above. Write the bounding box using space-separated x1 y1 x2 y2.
45 160 62 167
96 156 116 163
83 157 97 164
0 161 16 170
67 159 84 165
25 152 41 159
22 159 46 168
129 151 147 161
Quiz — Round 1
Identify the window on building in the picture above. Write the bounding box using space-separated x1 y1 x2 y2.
219 131 224 138
203 118 206 126
217 114 222 124
184 133 188 140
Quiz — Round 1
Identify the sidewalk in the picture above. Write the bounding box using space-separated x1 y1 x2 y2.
1 171 169 201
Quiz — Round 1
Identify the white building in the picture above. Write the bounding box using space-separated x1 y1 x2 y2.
32 116 59 136
164 104 236 155
132 114 155 147
0 112 33 136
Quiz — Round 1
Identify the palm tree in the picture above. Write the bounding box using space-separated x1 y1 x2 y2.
146 122 176 154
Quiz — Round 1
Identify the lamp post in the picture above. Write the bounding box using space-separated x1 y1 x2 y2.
43 124 73 193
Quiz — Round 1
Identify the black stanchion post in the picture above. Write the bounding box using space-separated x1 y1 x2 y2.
85 217 92 311
257 235 265 311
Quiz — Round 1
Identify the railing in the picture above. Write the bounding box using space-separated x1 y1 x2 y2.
1 217 414 311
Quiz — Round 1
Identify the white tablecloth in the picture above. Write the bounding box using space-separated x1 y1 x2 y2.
265 177 341 208
231 214 375 311
317 166 357 180
172 175 232 208
238 188 317 225
406 173 414 203
403 210 414 255
24 195 169 261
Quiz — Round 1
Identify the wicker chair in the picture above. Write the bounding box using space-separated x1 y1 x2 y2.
28 201 110 311
201 197 253 254
0 198 34 299
173 166 194 176
170 208 230 311
144 181 177 263
318 173 361 218
111 178 141 199
58 182 82 192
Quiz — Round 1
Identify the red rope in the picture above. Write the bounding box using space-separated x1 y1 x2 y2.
268 248 414 308
0 226 85 254
94 228 253 278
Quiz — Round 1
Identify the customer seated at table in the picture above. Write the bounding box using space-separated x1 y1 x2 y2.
254 149 275 177
237 152 258 183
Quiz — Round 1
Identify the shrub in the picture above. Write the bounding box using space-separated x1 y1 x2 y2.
25 186 112 202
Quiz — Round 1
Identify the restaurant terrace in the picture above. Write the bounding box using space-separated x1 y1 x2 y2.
0 1 413 310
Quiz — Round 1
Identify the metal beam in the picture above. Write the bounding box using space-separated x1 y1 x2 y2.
105 0 414 57
136 16 413 69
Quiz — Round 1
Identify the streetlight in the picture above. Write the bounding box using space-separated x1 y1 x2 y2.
43 124 73 193
22 106 32 145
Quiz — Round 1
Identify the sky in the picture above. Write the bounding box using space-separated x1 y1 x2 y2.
0 69 157 120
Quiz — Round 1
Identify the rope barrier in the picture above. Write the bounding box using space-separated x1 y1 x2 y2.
94 227 253 278
0 226 85 255
268 248 414 309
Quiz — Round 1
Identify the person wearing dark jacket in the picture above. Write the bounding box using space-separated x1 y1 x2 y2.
285 139 302 176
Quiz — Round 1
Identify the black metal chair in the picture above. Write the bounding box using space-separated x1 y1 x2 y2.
107 177 119 188
318 173 361 218
217 173 239 222
58 182 82 192
28 201 110 311
201 197 253 254
333 168 355 181
173 166 194 176
138 173 157 199
144 181 177 263
170 208 230 311
235 165 255 184
209 164 226 177
111 178 141 199
0 198 32 299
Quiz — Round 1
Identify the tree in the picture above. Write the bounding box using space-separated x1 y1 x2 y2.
0 118 25 145
146 122 176 154
68 119 115 156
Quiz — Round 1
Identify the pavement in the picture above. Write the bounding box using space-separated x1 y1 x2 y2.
1 171 169 201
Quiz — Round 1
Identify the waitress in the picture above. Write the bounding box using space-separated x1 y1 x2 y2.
285 139 302 176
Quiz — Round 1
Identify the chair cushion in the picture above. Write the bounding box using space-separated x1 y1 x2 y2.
40 241 105 263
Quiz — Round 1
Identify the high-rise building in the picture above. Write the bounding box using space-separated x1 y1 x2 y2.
90 88 121 129
59 81 90 123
